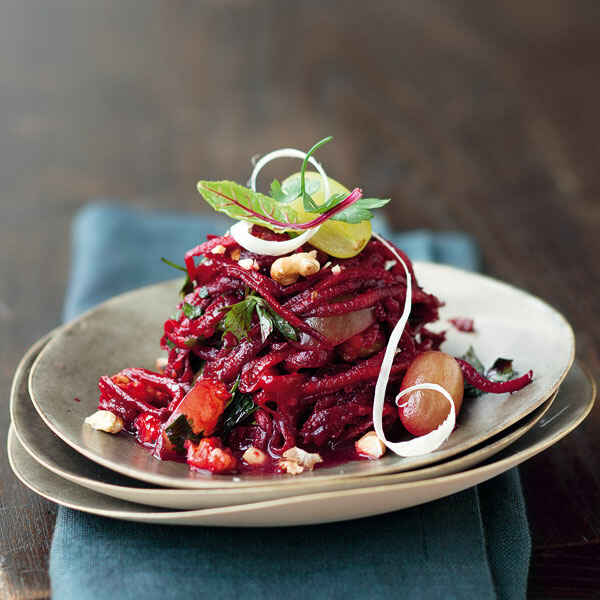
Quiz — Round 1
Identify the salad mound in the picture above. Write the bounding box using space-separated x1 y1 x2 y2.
86 138 533 474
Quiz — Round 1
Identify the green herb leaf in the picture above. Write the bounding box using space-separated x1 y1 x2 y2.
256 303 274 343
487 358 516 382
197 286 209 298
460 346 518 397
329 197 391 224
221 295 297 342
299 136 332 212
197 180 297 230
182 303 203 320
161 257 187 272
221 387 257 436
165 339 176 350
164 414 201 453
271 177 320 204
461 346 485 374
269 179 286 203
222 296 258 341
269 308 297 340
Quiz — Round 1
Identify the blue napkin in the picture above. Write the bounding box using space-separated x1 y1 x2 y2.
50 203 530 600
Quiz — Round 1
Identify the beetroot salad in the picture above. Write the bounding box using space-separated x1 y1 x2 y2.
85 138 532 475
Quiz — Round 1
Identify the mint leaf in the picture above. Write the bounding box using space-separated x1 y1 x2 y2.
182 303 203 320
197 181 297 229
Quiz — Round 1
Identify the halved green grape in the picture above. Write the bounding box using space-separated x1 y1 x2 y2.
282 171 372 258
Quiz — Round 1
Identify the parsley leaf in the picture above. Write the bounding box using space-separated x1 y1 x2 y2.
269 309 297 340
221 384 257 436
222 297 258 341
221 295 297 342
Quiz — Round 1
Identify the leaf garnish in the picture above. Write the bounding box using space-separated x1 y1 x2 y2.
161 257 187 272
221 294 297 342
221 381 257 436
460 346 518 398
196 137 390 232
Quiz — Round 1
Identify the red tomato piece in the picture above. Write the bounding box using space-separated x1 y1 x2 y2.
185 437 238 473
168 377 230 437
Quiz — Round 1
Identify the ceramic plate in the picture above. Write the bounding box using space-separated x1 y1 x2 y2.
9 361 594 525
28 262 575 488
11 336 555 509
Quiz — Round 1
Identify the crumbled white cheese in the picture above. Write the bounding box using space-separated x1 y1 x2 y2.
331 264 342 275
355 431 387 459
84 410 124 434
384 260 397 271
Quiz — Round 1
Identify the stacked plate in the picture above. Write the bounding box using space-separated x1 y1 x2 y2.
8 263 595 526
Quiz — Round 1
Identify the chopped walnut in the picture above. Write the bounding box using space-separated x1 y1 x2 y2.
270 251 320 285
85 410 124 434
355 431 386 459
279 459 305 475
238 258 259 271
242 446 268 466
230 248 241 261
280 446 323 474
211 244 227 254
331 264 342 275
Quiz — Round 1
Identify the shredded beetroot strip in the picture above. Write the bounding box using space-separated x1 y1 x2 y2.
457 359 533 393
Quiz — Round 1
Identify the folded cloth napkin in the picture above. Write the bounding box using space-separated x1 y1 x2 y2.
50 204 530 600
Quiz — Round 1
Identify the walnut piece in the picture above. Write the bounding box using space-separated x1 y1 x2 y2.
279 446 323 474
355 431 386 459
270 251 320 286
84 410 124 434
242 446 268 466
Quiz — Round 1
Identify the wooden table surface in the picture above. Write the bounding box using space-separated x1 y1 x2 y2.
1 1 598 598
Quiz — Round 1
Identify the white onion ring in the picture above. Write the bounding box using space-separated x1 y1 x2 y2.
231 148 331 256
230 221 319 257
249 147 331 200
372 232 455 457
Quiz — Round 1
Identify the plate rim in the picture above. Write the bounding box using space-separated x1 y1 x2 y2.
8 362 595 522
10 334 557 506
27 261 576 488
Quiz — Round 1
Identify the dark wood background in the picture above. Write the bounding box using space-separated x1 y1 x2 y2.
1 1 598 597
